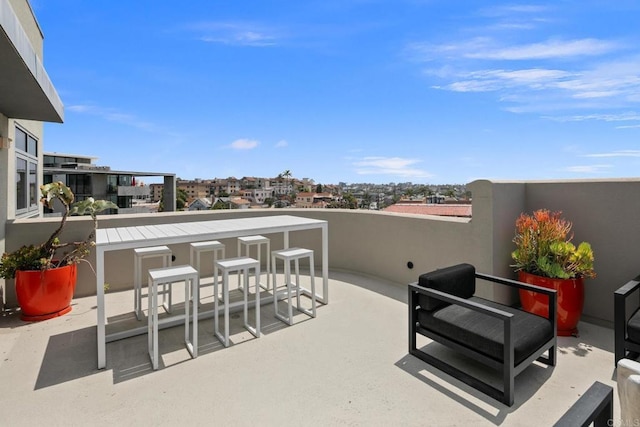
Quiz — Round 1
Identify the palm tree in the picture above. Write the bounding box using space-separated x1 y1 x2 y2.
282 169 292 199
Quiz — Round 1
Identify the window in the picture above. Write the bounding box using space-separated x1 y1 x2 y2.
68 174 91 197
15 126 39 216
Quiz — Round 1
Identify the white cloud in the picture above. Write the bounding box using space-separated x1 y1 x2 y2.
408 37 620 62
67 104 94 113
352 156 433 178
428 58 640 113
616 124 640 129
545 112 640 123
406 6 640 116
563 165 612 173
275 140 288 148
67 104 159 132
466 38 619 61
187 21 280 46
583 150 640 158
230 138 259 150
440 68 573 93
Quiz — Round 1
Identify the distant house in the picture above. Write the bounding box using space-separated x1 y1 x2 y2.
213 196 251 209
230 197 251 209
188 197 212 211
295 192 334 208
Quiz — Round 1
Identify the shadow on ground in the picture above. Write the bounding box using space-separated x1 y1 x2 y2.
35 299 301 389
395 342 554 426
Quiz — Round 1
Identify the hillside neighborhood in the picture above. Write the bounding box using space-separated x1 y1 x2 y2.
150 175 471 216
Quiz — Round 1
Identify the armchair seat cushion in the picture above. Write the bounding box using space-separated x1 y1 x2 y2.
417 296 553 365
628 308 640 343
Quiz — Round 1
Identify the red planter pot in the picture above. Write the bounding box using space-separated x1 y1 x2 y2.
518 271 584 337
15 264 77 322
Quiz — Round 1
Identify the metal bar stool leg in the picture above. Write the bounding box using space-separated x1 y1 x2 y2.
214 267 231 347
309 252 317 318
185 273 198 358
286 259 293 325
148 275 159 370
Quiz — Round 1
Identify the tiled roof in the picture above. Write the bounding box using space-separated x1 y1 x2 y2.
383 204 472 217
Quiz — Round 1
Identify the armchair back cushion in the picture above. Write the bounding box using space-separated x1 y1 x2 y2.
418 263 476 311
628 309 640 343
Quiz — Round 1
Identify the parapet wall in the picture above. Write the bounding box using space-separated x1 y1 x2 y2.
4 178 639 325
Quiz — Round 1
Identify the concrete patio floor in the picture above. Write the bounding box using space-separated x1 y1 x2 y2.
0 270 621 426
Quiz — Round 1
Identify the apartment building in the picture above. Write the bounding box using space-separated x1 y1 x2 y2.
240 176 270 189
1 0 64 224
210 177 242 195
149 183 164 202
270 176 293 196
240 188 273 205
177 178 211 201
44 152 175 214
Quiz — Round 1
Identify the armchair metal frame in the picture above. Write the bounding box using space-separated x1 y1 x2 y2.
409 272 557 406
614 274 640 366
553 381 613 427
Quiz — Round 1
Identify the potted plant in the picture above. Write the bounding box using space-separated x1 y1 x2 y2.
511 209 595 336
0 182 117 321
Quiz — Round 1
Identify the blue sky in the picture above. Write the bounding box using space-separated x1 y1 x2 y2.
33 0 640 185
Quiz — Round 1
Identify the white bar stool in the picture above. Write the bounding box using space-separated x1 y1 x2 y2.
134 246 172 320
271 247 316 326
147 265 199 370
214 257 261 347
237 235 270 292
189 240 225 303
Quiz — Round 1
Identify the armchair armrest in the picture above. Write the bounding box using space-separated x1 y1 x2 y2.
476 272 557 297
409 282 514 321
615 275 640 298
475 272 557 329
553 381 613 427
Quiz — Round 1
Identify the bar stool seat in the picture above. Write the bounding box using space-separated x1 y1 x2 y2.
214 257 261 347
134 245 172 320
147 265 199 370
237 235 270 292
271 247 316 326
189 240 225 303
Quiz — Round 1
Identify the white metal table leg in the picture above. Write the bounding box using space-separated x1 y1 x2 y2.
97 247 106 369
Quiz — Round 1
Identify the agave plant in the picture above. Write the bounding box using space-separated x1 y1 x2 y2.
0 182 118 279
511 209 595 279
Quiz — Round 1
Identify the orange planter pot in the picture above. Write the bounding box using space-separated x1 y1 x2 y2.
518 271 584 337
15 264 77 322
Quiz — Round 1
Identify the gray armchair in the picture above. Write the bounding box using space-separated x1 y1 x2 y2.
408 263 557 406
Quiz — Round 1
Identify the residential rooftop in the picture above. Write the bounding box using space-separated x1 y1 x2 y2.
2 178 639 425
0 270 620 426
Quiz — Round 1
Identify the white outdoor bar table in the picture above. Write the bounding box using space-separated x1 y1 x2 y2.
94 215 328 369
